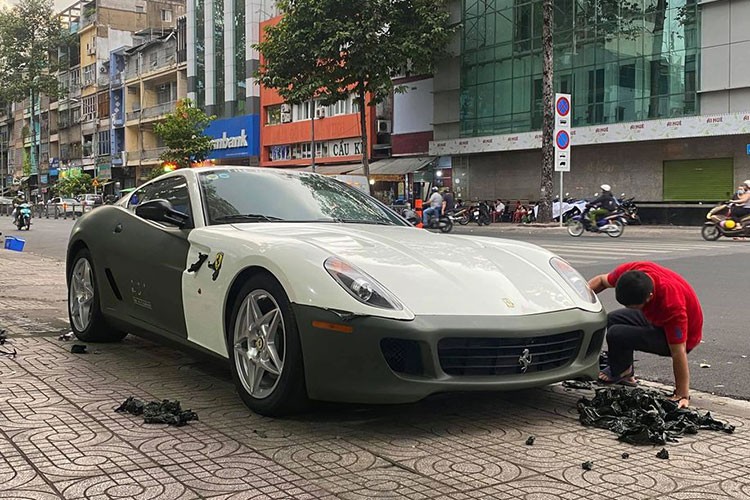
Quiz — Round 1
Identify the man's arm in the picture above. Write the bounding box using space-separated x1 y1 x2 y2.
587 274 612 294
668 342 690 408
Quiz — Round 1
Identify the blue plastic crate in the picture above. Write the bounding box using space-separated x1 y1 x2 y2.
4 236 25 252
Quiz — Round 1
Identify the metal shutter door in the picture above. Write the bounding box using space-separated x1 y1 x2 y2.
663 158 733 202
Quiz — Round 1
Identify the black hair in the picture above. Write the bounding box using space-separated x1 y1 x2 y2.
615 270 654 306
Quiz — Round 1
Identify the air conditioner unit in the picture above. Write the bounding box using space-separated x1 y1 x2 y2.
280 112 291 123
315 107 326 119
280 103 291 113
86 43 95 55
99 66 108 73
377 120 392 134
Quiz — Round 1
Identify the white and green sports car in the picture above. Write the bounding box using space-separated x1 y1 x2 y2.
67 166 606 415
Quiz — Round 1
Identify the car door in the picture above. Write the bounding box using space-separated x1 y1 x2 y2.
107 175 194 339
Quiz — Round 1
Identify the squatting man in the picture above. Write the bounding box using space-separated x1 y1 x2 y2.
588 262 703 409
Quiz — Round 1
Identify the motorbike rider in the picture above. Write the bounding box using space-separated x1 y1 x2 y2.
441 188 455 216
729 180 750 223
11 191 26 225
588 184 618 227
422 187 443 226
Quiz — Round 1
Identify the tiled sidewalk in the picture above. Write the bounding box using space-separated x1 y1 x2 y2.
2 250 749 499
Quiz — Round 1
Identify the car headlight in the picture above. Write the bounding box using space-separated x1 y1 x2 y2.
324 257 403 310
550 257 597 303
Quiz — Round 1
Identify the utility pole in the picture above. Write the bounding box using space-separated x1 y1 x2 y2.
310 97 316 173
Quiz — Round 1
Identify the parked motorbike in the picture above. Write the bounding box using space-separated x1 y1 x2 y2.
449 206 471 225
567 207 626 238
701 202 750 241
15 203 31 231
618 194 641 225
469 201 492 226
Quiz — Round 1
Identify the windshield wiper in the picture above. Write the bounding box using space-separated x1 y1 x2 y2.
330 218 394 226
214 214 285 223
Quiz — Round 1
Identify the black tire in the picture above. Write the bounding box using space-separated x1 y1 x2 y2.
228 273 308 416
458 214 470 225
440 218 454 233
606 220 625 238
701 224 721 241
67 248 127 342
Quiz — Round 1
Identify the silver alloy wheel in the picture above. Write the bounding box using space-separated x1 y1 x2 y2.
233 289 286 399
606 220 624 238
69 258 95 331
567 220 584 237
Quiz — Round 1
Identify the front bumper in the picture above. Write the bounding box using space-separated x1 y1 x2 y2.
293 304 606 404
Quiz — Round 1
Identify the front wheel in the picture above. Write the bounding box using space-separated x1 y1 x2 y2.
68 249 127 342
228 273 308 416
567 220 584 237
24 217 30 230
606 220 625 238
458 214 470 225
701 224 721 241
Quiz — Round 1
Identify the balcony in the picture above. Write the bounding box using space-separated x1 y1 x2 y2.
141 101 175 120
140 147 168 161
126 107 141 122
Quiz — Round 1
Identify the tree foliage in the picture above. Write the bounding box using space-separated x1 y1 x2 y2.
153 99 216 170
0 0 66 103
54 173 93 197
255 0 456 179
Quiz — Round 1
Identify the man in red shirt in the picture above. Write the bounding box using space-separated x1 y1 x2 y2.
588 262 703 408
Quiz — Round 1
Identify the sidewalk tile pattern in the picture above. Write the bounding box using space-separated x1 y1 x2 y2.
2 251 750 499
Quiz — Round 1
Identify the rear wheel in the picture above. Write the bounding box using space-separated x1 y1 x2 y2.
458 214 470 225
567 220 584 237
440 218 454 233
701 224 721 241
68 249 127 342
228 273 308 416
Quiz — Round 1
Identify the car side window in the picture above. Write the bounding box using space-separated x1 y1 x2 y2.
130 176 193 227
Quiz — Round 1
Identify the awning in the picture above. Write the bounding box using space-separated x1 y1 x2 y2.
349 156 434 176
284 164 361 175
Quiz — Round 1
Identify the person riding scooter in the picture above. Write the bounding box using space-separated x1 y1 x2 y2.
422 187 443 227
730 180 750 223
587 184 618 227
11 191 26 226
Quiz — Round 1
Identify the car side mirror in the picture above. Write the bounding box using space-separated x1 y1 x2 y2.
135 199 190 228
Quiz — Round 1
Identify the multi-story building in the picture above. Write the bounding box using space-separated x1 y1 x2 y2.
430 0 750 204
119 26 187 184
186 0 278 164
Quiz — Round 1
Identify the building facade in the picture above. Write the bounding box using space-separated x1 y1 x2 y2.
430 0 750 203
185 0 277 164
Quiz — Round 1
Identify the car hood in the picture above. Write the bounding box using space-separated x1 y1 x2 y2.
231 223 597 316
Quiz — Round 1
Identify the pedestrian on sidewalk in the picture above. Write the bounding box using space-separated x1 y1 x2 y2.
587 261 703 409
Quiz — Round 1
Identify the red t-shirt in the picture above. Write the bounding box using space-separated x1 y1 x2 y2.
607 262 703 351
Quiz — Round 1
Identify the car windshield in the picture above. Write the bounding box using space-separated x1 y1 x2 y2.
198 169 407 226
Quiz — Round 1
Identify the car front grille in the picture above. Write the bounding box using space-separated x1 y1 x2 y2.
381 338 424 376
438 331 583 376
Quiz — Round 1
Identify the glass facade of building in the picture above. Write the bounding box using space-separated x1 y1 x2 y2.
192 0 247 118
460 0 699 137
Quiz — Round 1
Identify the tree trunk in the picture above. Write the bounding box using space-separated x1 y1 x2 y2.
357 86 372 195
538 0 554 223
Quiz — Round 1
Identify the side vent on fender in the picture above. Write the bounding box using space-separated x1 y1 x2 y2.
105 269 123 301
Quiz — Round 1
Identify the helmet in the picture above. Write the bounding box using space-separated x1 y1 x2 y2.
600 184 611 192
431 186 438 192
743 180 750 189
722 219 737 230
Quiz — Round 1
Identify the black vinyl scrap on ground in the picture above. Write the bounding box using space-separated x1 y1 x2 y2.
576 386 735 445
115 396 199 427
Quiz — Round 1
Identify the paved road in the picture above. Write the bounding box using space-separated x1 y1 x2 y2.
5 216 750 400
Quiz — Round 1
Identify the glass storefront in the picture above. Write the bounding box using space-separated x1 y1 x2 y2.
195 0 206 108
460 0 699 137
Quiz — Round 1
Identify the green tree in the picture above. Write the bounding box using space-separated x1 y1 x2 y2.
255 0 456 182
0 0 67 178
54 173 93 197
154 98 216 170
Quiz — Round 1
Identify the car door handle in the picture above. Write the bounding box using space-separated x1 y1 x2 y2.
114 223 123 233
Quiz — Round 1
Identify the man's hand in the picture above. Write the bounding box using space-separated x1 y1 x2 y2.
669 342 690 408
587 274 611 294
